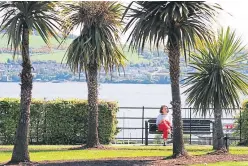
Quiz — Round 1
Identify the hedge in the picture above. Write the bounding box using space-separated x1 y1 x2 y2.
0 98 118 145
235 100 248 145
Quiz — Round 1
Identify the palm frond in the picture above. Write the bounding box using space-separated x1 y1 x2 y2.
183 27 248 116
123 1 221 59
0 1 61 57
63 2 126 74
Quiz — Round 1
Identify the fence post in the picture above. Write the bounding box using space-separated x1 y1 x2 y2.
123 112 125 144
145 121 148 145
190 107 192 145
240 107 242 143
224 134 229 152
142 106 145 144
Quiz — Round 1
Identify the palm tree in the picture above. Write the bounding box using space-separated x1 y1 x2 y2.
0 2 60 163
62 2 125 148
123 1 220 157
183 27 248 151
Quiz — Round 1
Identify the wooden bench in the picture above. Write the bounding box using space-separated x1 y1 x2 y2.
145 119 213 145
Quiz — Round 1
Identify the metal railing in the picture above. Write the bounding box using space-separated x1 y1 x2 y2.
0 106 242 145
115 107 242 145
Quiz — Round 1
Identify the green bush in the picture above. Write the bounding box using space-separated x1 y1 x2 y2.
153 134 163 144
235 100 248 145
0 98 118 145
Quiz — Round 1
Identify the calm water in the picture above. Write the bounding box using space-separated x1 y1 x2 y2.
0 82 187 107
0 82 244 140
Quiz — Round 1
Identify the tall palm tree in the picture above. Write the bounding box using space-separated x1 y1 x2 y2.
62 2 125 148
0 2 60 163
123 1 220 157
183 27 248 151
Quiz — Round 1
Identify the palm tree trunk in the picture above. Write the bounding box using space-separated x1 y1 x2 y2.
10 26 32 163
168 45 187 157
213 103 226 151
86 63 100 147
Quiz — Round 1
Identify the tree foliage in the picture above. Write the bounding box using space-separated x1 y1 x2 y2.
183 27 248 115
123 1 220 57
62 2 126 73
0 1 61 55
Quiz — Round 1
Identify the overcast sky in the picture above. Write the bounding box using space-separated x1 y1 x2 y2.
216 0 248 44
114 0 248 45
0 1 244 45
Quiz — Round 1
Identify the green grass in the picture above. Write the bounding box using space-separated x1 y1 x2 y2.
0 53 17 63
0 34 148 64
0 49 147 64
30 51 66 63
0 52 65 63
0 145 248 164
0 149 170 162
0 35 73 49
0 51 66 63
0 145 171 163
193 161 248 166
0 34 73 63
122 47 149 64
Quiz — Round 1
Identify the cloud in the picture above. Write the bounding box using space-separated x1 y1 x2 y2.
72 1 248 45
213 1 248 43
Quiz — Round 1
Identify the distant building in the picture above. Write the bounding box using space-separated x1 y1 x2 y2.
1 75 11 82
151 72 169 79
0 70 4 79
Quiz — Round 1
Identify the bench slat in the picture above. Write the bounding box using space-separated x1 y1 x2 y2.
148 119 212 135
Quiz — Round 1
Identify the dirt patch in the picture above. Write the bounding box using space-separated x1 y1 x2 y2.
1 161 39 166
207 148 228 155
153 154 248 166
68 145 118 151
2 154 248 166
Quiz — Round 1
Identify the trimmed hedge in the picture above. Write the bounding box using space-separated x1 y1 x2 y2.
235 100 248 145
0 98 118 145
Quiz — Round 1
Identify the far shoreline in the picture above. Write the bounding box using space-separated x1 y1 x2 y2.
0 81 178 85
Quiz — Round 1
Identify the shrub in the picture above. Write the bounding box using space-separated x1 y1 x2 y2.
153 134 163 144
0 98 118 145
235 100 248 145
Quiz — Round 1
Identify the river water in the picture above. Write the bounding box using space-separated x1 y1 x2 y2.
0 82 244 141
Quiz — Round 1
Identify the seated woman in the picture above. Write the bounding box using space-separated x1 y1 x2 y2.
156 105 172 145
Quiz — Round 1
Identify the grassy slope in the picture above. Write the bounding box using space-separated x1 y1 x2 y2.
0 145 248 163
0 35 148 64
0 35 72 49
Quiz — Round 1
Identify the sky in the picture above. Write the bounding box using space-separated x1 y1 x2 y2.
119 0 248 45
216 0 248 44
0 1 246 45
49 0 248 45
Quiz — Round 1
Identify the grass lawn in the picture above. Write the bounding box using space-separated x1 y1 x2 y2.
0 33 155 64
0 35 73 49
1 145 248 164
30 51 66 63
0 35 148 64
0 145 171 163
0 48 147 64
0 51 66 63
193 161 248 166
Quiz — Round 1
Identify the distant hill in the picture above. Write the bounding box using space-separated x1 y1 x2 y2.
0 34 150 64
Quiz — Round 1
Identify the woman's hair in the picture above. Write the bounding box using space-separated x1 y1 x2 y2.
160 105 169 113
